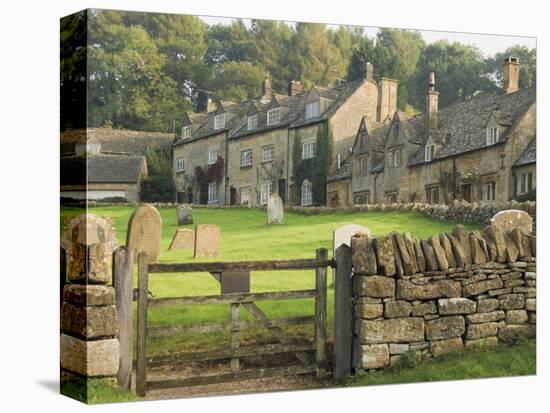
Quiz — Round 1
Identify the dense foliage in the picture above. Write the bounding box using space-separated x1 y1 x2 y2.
140 175 176 202
60 9 536 132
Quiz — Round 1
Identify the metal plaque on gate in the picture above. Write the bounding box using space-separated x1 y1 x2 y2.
220 271 251 294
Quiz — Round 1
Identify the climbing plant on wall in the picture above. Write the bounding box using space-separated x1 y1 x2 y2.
194 157 225 204
292 121 333 205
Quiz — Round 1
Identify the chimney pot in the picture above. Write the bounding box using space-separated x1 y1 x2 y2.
426 72 439 129
288 80 304 96
262 78 272 98
502 56 520 94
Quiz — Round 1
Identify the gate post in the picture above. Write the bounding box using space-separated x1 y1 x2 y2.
113 247 134 391
315 248 328 378
136 252 149 397
334 244 353 380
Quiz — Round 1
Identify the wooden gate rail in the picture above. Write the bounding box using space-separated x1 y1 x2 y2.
136 248 331 396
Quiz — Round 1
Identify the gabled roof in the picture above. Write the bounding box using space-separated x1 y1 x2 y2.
408 86 536 166
352 118 388 156
514 138 536 167
60 154 147 186
327 158 351 182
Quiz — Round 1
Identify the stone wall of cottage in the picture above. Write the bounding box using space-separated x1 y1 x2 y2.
351 224 536 370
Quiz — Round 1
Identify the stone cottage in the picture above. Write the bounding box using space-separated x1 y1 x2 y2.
341 57 536 206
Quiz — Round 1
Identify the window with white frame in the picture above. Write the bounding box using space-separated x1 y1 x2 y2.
214 114 225 130
182 125 191 139
240 149 253 167
260 182 273 205
306 101 320 119
425 144 435 162
175 157 185 173
302 141 316 159
482 181 496 201
518 172 533 195
388 148 401 167
267 108 280 125
207 182 217 203
247 114 258 130
486 127 499 146
301 180 313 206
208 148 218 165
262 144 274 162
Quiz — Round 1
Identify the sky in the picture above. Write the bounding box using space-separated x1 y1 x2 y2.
199 15 536 58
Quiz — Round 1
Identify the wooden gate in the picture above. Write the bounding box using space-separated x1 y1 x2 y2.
135 248 333 396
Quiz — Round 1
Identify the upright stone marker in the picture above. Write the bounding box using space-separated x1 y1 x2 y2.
176 204 193 225
169 228 195 250
126 204 162 264
267 193 284 224
194 224 221 258
490 209 533 233
334 224 371 254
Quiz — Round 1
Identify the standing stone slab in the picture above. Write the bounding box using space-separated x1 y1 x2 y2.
126 204 162 264
391 233 405 277
169 228 195 250
452 225 472 265
413 237 426 273
403 233 419 274
176 204 193 225
483 225 507 263
470 232 488 264
490 209 533 233
373 235 396 276
439 233 456 268
335 224 370 257
267 193 284 224
194 224 221 258
421 240 438 271
429 234 449 271
446 233 466 268
503 231 520 262
351 235 377 275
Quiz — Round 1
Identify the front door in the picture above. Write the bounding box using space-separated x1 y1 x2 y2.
461 184 472 202
230 186 237 205
278 179 286 203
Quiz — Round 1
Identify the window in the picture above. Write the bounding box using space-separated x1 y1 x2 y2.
240 186 251 206
207 182 217 203
486 127 499 146
482 181 496 201
208 148 218 165
301 180 313 206
426 186 439 204
182 125 191 139
354 191 370 205
302 141 316 159
306 101 320 119
262 144 274 162
175 157 185 173
355 155 368 174
247 114 258 130
388 148 401 167
425 144 435 162
214 114 225 130
267 108 280 125
240 149 253 167
260 182 273 205
518 172 534 195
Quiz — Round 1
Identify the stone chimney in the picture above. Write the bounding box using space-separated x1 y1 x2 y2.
262 78 272 99
197 90 215 113
426 72 439 129
502 57 520 94
363 62 374 81
377 78 398 123
288 80 304 96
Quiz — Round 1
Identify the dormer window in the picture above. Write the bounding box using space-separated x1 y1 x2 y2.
267 108 280 125
247 114 258 130
486 126 499 146
182 125 191 139
425 144 435 162
214 114 225 130
306 101 320 119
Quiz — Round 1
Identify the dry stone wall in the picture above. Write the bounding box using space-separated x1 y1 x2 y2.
351 224 536 370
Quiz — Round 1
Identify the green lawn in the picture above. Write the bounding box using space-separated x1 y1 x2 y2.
61 206 480 355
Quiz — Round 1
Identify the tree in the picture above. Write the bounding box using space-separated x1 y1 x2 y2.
484 45 536 89
214 61 266 102
205 20 256 65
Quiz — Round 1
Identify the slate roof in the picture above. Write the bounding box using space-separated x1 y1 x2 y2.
514 138 536 167
327 158 351 182
408 87 536 166
60 154 146 186
60 128 174 156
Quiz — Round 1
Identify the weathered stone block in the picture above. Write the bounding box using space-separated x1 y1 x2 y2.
373 235 396 276
61 303 118 338
430 337 463 357
446 233 466 268
360 318 425 344
466 322 498 339
389 343 409 355
413 237 426 273
470 231 488 264
403 233 419 274
351 236 378 275
426 316 465 340
361 344 390 369
499 293 526 310
488 288 512 297
463 278 504 297
429 234 449 271
439 233 456 268
483 225 507 263
504 279 525 288
506 310 528 324
476 298 499 313
63 284 115 307
421 240 439 271
397 279 461 300
411 301 437 316
452 225 472 265
438 298 476 315
503 231 519 263
391 233 405 277
465 311 505 324
525 298 536 312
385 300 412 318
355 275 395 298
464 336 498 349
60 334 119 377
356 303 383 319
498 324 536 344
